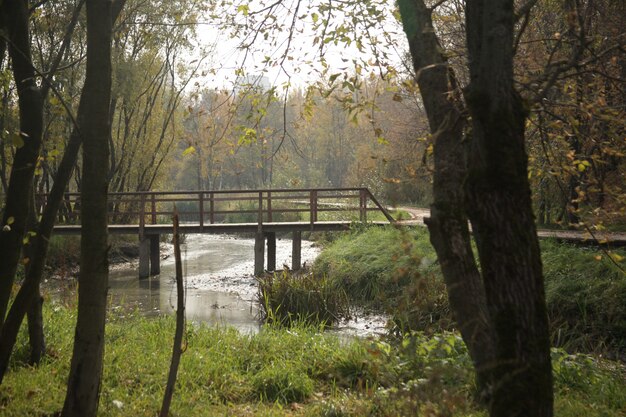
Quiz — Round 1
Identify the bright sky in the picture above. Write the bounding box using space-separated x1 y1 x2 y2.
188 0 407 92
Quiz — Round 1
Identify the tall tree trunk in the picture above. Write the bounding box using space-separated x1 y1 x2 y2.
397 0 494 400
24 190 45 365
464 0 553 415
62 0 113 415
0 129 82 383
0 0 44 326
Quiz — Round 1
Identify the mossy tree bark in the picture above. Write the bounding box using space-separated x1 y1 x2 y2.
464 0 553 415
61 0 114 415
397 0 494 401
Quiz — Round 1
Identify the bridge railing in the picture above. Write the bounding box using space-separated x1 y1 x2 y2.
37 188 395 227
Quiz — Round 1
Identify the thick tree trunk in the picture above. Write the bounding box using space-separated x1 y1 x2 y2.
464 1 553 415
62 0 113 415
0 0 44 326
397 0 494 400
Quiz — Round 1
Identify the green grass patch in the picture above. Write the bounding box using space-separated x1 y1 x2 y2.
542 240 626 353
2 305 624 416
313 225 626 355
313 226 449 333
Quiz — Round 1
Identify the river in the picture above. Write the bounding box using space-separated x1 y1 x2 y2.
47 234 386 336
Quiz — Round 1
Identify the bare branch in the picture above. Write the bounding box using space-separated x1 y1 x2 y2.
429 0 449 11
515 0 539 21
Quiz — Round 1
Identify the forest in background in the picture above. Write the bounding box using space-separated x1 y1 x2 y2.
0 0 624 227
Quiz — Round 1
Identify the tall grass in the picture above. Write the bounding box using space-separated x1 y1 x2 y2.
257 271 349 327
541 240 626 354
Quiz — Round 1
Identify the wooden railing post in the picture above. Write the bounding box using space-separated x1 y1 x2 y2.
151 193 157 224
267 191 273 223
258 191 263 231
209 192 214 224
199 192 204 230
310 190 318 224
140 194 146 230
359 189 367 222
138 194 149 278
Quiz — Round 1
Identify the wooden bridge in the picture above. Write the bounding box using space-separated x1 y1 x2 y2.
40 188 395 277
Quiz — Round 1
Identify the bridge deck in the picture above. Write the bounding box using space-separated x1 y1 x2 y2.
51 220 391 235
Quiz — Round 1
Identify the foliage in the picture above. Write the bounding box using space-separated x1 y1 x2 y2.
257 270 349 327
2 305 624 416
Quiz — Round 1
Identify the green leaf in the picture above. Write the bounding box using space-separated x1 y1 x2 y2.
182 146 196 156
12 133 24 148
237 4 249 16
328 73 341 83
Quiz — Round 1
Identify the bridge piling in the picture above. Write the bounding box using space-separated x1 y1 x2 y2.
254 232 265 276
150 234 160 275
266 232 276 272
292 231 301 271
139 236 150 279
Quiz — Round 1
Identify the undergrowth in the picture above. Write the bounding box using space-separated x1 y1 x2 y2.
2 305 625 417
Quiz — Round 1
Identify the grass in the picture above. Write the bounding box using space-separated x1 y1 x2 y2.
257 270 349 327
541 240 626 354
312 225 626 355
2 304 625 417
313 226 450 333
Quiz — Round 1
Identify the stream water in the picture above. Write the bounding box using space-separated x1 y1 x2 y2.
47 234 386 336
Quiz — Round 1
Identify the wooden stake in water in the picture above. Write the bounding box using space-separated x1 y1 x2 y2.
160 209 185 417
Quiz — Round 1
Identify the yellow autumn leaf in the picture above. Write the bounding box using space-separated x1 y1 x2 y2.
182 146 196 156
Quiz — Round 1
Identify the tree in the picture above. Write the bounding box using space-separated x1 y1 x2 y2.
0 0 45 327
61 0 117 415
398 0 553 416
0 0 86 380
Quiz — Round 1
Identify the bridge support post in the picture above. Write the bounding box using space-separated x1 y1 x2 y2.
292 231 301 271
266 232 276 272
254 232 265 276
139 236 150 279
150 234 160 275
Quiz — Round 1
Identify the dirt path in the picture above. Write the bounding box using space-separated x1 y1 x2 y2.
394 206 626 246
